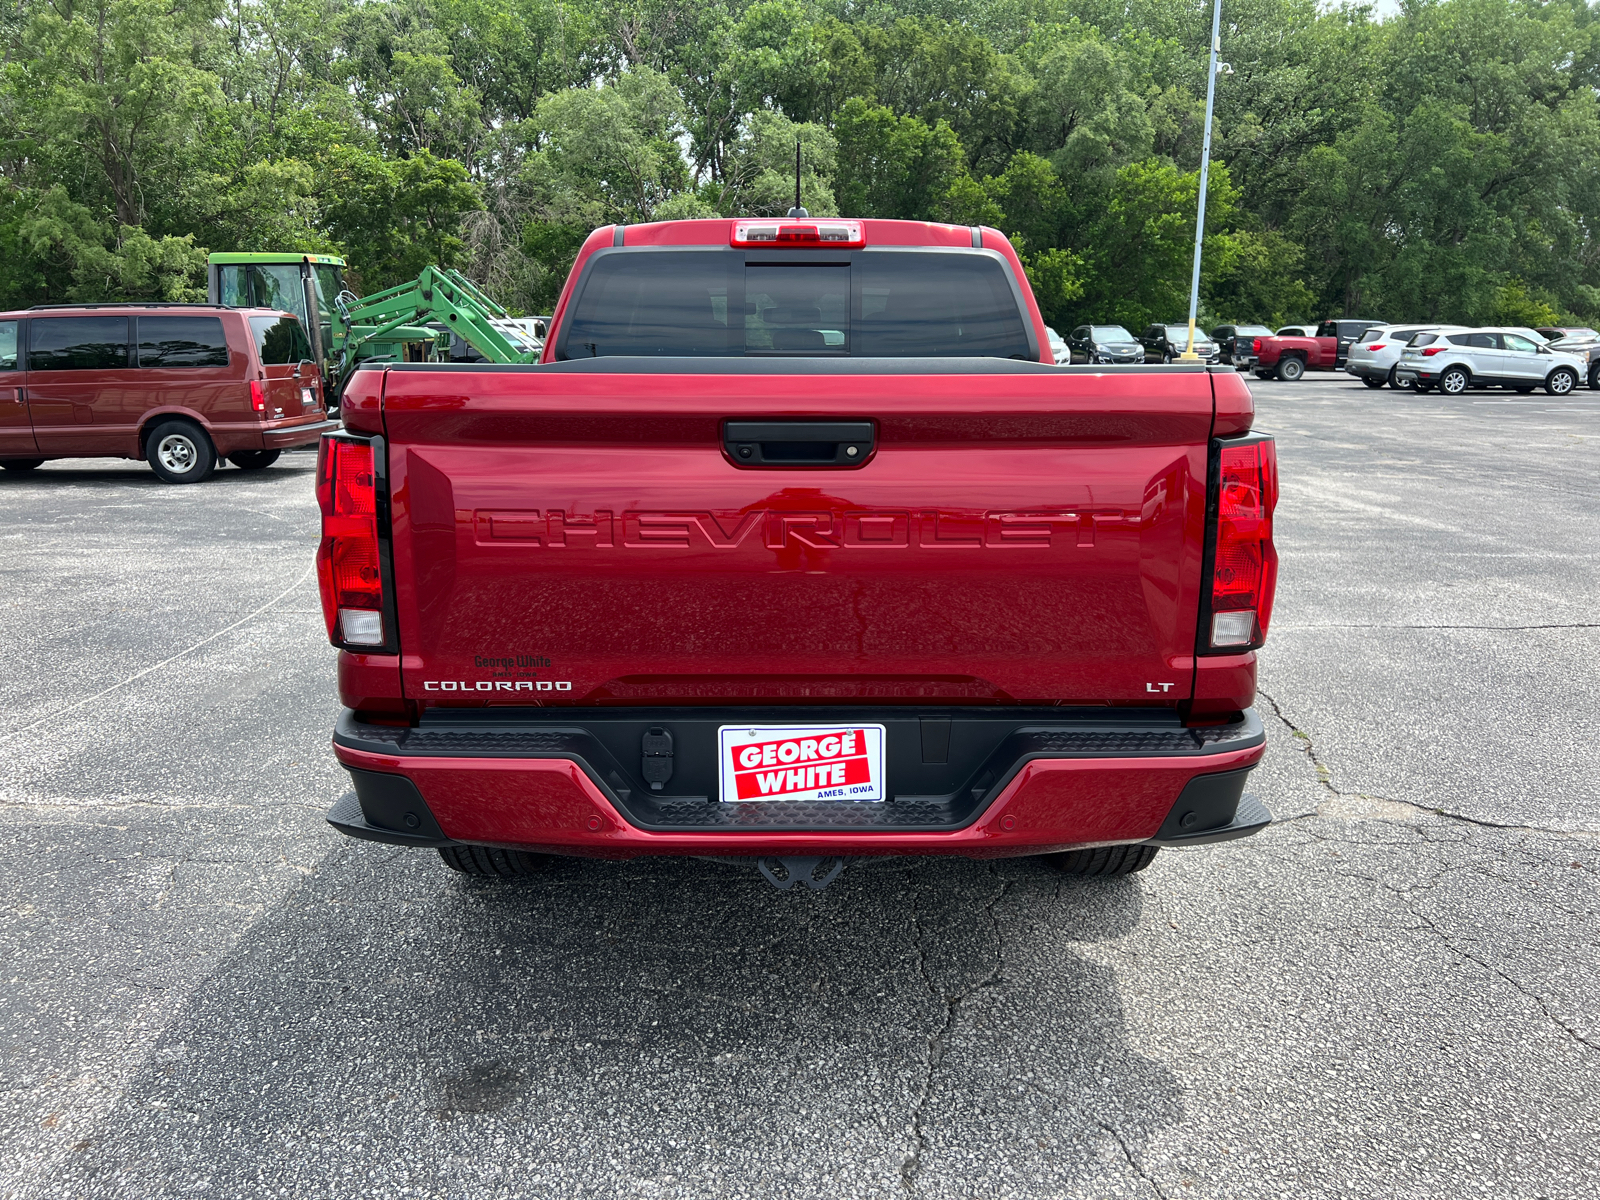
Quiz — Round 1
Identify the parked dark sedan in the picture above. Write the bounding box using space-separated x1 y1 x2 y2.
1066 324 1145 364
1211 323 1273 369
1139 323 1220 363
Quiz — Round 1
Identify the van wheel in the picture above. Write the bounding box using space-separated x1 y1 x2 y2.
1040 844 1159 877
145 420 216 484
1276 357 1305 382
0 458 44 473
1545 367 1577 396
438 845 553 878
227 449 281 471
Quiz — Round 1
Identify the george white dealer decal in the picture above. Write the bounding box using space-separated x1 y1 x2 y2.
423 680 572 692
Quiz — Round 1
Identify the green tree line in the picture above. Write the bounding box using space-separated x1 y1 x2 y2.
4 0 1598 330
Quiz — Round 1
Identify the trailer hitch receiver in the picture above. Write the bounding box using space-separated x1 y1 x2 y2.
757 856 846 891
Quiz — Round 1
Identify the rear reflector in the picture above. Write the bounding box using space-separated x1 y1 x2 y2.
732 220 864 248
316 436 387 650
250 380 266 413
1209 438 1279 650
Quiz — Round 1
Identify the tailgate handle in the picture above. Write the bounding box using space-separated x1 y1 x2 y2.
723 420 875 467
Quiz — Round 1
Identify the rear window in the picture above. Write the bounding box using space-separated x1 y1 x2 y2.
557 250 1032 359
1410 333 1438 347
1316 322 1339 337
136 315 229 368
248 314 313 365
29 316 130 370
1357 328 1385 344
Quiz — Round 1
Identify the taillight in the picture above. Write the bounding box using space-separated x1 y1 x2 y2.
250 380 266 413
1421 346 1447 357
315 435 388 649
1252 338 1262 354
1207 437 1278 650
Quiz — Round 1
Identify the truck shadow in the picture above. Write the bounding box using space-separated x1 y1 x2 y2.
61 847 1184 1197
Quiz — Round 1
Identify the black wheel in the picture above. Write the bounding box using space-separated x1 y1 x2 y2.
1589 364 1600 391
145 419 216 484
1362 376 1384 389
438 845 553 877
1254 370 1273 380
227 449 282 471
1514 385 1535 394
0 458 44 473
1387 367 1412 390
1276 356 1305 382
1545 367 1578 396
1041 844 1159 877
1437 366 1470 396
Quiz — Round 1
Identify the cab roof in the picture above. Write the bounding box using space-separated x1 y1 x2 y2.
207 253 347 266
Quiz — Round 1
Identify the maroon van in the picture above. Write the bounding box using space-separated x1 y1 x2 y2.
0 303 339 483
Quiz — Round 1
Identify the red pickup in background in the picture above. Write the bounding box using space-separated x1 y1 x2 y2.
1252 318 1384 381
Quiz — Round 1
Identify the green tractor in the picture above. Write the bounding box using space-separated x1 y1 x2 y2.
206 253 444 403
206 253 544 406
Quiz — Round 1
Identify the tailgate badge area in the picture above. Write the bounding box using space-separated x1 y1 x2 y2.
641 727 674 791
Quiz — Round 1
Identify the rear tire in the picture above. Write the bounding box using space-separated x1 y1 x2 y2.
1545 367 1578 396
438 845 553 878
1514 385 1535 394
1040 844 1159 877
1254 370 1273 381
145 419 216 484
1438 366 1470 396
0 458 44 473
1387 367 1412 390
1276 356 1305 382
1362 376 1384 389
227 449 281 471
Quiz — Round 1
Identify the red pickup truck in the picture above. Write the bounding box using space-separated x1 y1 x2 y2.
1252 319 1384 381
318 217 1278 891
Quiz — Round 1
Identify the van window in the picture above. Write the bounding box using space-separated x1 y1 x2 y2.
248 314 313 364
137 316 229 367
29 317 130 370
0 321 17 371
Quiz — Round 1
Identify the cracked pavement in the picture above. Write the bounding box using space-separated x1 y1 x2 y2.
2 377 1598 1198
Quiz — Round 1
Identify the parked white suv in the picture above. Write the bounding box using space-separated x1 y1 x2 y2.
1396 328 1583 396
1345 324 1465 389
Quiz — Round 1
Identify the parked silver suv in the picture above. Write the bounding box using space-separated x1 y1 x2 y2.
1396 328 1584 396
1345 324 1465 389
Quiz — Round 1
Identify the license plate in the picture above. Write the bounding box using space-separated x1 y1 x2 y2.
717 724 886 803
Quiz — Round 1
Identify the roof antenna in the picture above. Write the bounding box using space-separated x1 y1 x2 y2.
787 140 808 219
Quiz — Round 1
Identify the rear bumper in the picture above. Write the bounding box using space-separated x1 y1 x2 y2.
263 417 340 450
1343 361 1387 380
327 706 1270 858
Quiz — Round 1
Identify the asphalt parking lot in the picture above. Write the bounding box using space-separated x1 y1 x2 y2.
2 374 1597 1200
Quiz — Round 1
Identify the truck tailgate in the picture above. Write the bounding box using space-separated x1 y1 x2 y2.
379 362 1215 706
